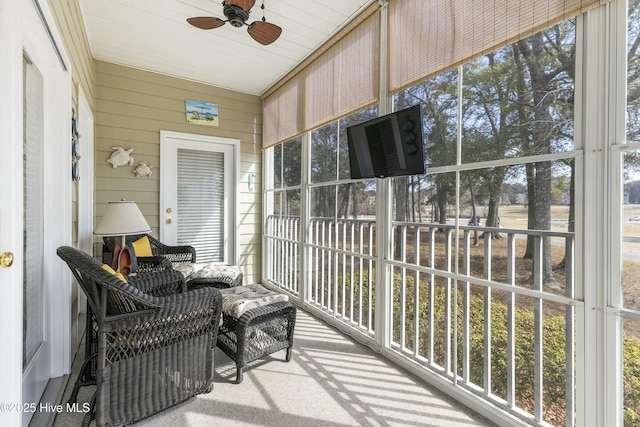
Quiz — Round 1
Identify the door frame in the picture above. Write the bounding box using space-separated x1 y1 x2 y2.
75 88 94 351
0 0 72 424
159 130 240 265
78 88 94 257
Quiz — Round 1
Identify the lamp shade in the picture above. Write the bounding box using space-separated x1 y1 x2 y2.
94 201 152 236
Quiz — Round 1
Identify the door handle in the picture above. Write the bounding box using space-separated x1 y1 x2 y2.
166 219 172 224
0 252 14 268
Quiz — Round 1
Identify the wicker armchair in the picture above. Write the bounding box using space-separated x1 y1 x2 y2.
69 261 187 412
103 233 197 265
57 246 222 427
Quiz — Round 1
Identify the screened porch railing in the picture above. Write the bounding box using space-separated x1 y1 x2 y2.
264 215 579 426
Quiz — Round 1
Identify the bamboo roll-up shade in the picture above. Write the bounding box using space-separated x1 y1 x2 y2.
263 77 303 150
262 5 380 149
389 0 611 94
304 13 380 132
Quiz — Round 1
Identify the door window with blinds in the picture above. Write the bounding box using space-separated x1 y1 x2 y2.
177 149 225 262
23 54 45 368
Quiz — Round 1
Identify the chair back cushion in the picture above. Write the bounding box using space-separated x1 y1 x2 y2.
131 236 153 257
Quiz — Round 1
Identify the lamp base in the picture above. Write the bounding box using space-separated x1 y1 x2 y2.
118 245 133 275
111 241 133 275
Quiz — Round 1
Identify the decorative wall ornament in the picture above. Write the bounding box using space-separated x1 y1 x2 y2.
106 147 134 168
133 162 153 178
72 108 81 181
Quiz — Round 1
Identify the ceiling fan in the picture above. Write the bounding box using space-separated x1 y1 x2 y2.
187 0 282 45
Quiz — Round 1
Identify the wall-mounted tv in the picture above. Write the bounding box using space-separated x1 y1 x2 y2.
347 104 425 179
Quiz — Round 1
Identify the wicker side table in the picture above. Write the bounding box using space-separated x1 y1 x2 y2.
216 287 296 384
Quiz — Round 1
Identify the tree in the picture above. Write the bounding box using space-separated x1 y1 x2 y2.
461 50 522 238
512 22 576 287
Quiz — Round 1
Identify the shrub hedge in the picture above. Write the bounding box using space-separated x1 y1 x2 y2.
339 269 639 425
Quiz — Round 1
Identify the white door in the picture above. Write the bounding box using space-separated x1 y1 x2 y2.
0 2 25 425
0 2 72 425
160 131 239 265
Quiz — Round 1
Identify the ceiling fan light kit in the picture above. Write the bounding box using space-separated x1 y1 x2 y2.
187 0 282 45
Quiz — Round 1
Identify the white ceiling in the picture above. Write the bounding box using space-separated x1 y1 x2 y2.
80 0 374 96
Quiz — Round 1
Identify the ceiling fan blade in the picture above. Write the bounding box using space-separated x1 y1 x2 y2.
247 21 282 45
187 16 226 30
226 0 256 12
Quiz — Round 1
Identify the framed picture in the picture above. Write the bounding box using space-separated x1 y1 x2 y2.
185 100 219 126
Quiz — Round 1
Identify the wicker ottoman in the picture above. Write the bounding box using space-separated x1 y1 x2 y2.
217 284 296 383
173 263 243 289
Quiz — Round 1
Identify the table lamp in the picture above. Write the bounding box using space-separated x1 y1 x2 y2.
94 200 151 274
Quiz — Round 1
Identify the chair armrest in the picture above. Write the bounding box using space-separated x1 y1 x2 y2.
146 235 197 263
135 256 173 272
155 244 196 264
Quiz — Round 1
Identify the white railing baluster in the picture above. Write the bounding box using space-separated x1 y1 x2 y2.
330 221 336 314
350 220 355 322
359 221 364 328
401 225 407 350
534 235 544 422
463 229 471 384
368 223 374 332
445 228 452 375
429 227 436 363
414 225 421 357
484 231 492 394
565 235 575 426
342 221 347 318
315 219 319 305
507 232 516 408
321 221 326 309
293 218 299 293
284 217 288 288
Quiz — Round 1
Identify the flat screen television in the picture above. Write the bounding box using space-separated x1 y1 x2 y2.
347 104 425 179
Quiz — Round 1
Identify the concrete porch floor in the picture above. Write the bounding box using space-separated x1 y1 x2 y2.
53 307 496 427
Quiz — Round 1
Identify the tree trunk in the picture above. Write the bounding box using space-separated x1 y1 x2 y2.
469 183 479 246
437 181 449 230
351 183 358 219
557 159 575 269
484 167 506 239
524 164 536 259
394 176 409 222
486 198 501 238
417 176 423 222
337 184 350 218
517 34 557 287
534 161 555 286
